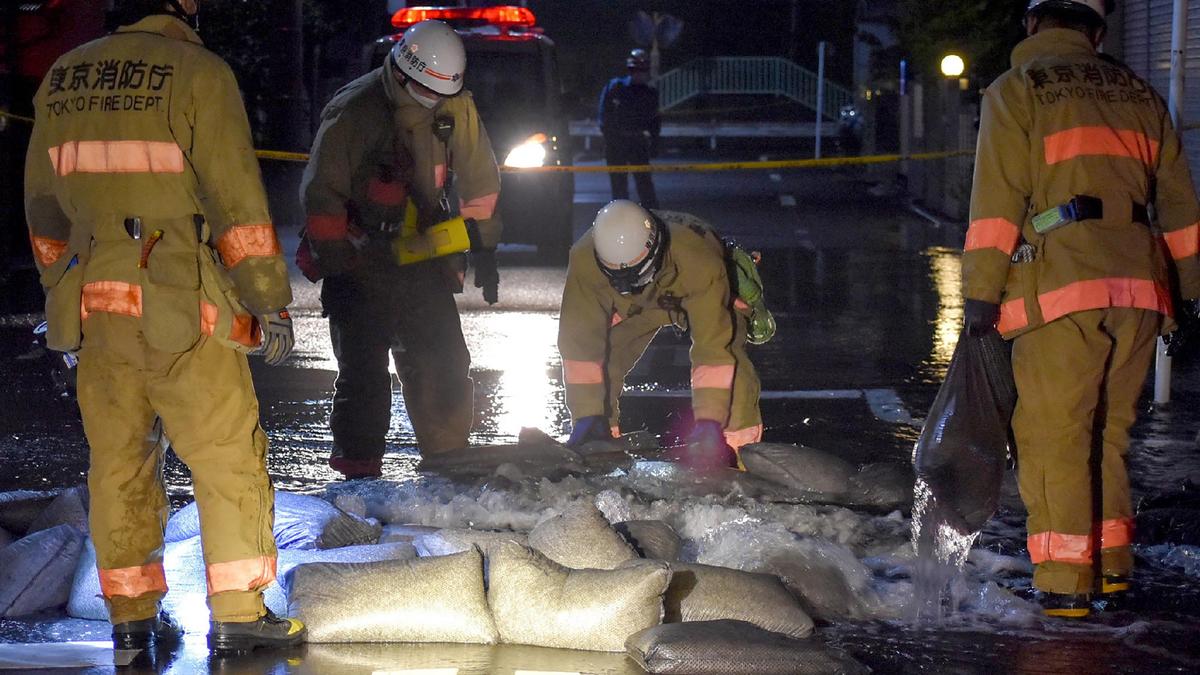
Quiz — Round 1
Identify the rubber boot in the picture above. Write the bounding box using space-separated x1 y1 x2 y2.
208 610 306 653
112 610 183 651
1040 592 1092 618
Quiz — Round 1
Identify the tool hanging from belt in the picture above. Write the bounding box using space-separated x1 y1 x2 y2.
1031 195 1150 234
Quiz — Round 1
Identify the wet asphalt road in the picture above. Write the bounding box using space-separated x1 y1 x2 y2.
3 152 1200 673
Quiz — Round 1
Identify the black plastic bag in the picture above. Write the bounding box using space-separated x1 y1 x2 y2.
913 331 1016 535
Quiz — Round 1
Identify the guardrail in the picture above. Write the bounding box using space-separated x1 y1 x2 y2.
653 57 854 120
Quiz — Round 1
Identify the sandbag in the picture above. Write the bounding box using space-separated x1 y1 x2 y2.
0 527 12 552
0 490 58 535
165 491 381 549
527 501 637 569
27 486 89 535
616 520 682 561
414 528 526 558
0 524 85 617
739 444 856 497
849 462 914 509
626 620 867 675
379 524 440 544
664 563 813 638
487 540 670 652
287 547 498 644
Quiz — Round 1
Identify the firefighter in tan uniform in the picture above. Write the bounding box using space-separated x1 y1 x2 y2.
962 0 1200 617
24 0 305 653
559 200 763 470
300 20 501 479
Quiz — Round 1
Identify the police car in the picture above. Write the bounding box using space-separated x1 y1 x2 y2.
369 5 574 260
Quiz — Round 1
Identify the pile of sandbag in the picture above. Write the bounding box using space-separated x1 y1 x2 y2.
0 487 88 617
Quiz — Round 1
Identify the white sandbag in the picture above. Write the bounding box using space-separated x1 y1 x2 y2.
739 443 856 496
664 563 813 638
0 527 13 552
616 520 682 561
0 524 85 617
0 490 58 535
287 547 498 644
68 537 416 622
27 486 88 535
487 540 670 652
527 501 637 569
626 620 868 675
414 528 526 558
165 491 380 549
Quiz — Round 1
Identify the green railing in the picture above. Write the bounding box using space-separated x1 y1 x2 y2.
654 57 853 120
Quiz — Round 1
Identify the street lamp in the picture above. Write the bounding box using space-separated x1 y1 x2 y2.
940 54 965 78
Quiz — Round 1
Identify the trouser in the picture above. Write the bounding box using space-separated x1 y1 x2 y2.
1011 307 1160 594
604 133 658 209
77 313 276 625
603 309 762 449
322 259 472 471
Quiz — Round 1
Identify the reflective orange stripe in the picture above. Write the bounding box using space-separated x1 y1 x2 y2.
30 235 68 267
964 217 1021 256
215 223 281 268
1028 531 1092 565
1163 222 1200 261
306 214 349 241
692 364 735 389
611 312 623 327
1038 277 1170 324
99 562 167 598
724 424 763 450
609 425 621 438
733 298 751 311
459 192 499 221
205 555 277 595
82 281 143 318
200 301 263 348
1101 517 1134 549
48 140 184 176
434 164 447 189
367 177 408 206
563 359 604 385
998 298 1028 333
1043 127 1160 166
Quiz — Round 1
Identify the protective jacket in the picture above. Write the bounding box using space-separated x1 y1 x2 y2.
559 211 761 443
24 15 290 354
963 29 1200 339
300 59 501 279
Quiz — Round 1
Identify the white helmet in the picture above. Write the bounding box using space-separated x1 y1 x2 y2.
1025 0 1112 23
390 20 466 96
592 200 665 294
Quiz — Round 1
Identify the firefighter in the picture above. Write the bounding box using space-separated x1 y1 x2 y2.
299 19 501 479
961 0 1200 617
559 200 763 470
24 0 305 653
598 48 661 209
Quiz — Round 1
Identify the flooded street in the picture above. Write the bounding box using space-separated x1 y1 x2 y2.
2 157 1200 673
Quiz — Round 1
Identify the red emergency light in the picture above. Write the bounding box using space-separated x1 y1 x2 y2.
391 5 537 31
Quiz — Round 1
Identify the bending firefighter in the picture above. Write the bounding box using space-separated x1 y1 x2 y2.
559 200 768 470
23 0 304 654
300 19 502 478
962 0 1200 617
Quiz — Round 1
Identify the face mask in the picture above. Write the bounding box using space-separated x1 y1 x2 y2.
406 81 440 109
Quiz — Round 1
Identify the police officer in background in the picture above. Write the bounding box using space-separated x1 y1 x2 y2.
598 48 661 209
961 0 1200 618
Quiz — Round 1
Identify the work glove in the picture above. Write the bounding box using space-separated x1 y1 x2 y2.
963 299 1000 337
1166 298 1200 357
566 415 612 448
257 309 294 366
465 218 499 304
681 419 736 473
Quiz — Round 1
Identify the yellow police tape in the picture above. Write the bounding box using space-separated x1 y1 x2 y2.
4 110 971 172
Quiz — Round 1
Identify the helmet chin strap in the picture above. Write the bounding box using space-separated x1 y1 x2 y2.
163 0 199 31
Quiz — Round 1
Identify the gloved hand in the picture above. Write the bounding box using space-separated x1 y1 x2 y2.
963 299 1000 337
682 419 735 472
1166 298 1200 357
566 415 612 448
257 309 294 366
472 248 499 305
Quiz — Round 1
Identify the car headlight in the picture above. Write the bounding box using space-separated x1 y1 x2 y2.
504 133 548 168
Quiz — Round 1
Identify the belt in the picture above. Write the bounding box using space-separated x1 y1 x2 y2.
1032 195 1149 234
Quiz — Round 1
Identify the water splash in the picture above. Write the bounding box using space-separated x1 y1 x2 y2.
911 476 980 622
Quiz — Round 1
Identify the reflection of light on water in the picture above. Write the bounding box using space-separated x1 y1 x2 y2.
911 476 981 622
467 312 563 438
926 248 964 374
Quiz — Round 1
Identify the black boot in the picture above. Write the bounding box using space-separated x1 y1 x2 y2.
1040 592 1092 618
208 610 306 654
112 610 183 650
